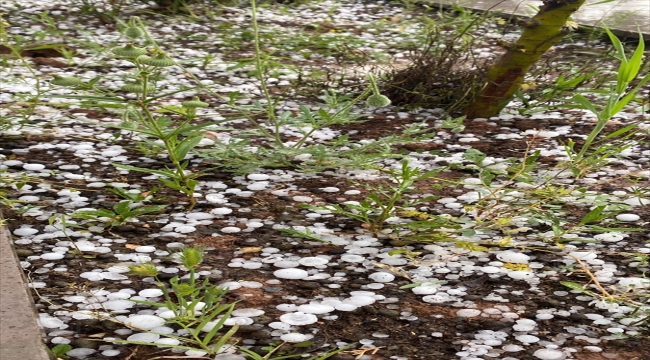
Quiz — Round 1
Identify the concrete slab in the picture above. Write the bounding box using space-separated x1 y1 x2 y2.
427 0 650 39
0 217 52 360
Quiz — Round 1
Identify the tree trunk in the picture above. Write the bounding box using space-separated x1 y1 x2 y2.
464 0 586 119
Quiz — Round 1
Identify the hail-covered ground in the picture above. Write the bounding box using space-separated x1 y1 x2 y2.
1 1 649 360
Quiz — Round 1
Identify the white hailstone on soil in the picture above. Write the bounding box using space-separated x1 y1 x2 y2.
380 256 408 266
320 187 340 192
135 246 156 253
40 253 65 260
513 319 537 331
368 272 395 283
124 314 166 330
224 317 254 326
516 334 540 344
66 348 96 357
139 289 164 297
23 163 46 171
298 256 330 267
343 295 376 307
274 268 309 280
533 349 566 360
617 277 649 288
13 227 38 236
221 226 241 233
74 241 97 252
335 303 358 311
421 294 452 304
247 173 270 181
206 194 228 204
214 355 246 360
247 182 268 191
39 314 67 329
412 284 438 295
246 221 264 228
18 195 40 202
536 313 554 320
456 309 482 318
593 233 626 242
281 333 314 343
298 303 335 314
280 312 318 325
174 225 196 233
274 260 301 268
101 300 135 311
232 308 265 317
269 321 292 330
186 212 215 220
292 195 313 202
185 350 209 357
503 344 525 352
340 254 365 263
507 271 536 280
127 332 160 342
496 251 530 264
615 213 640 222
102 349 121 356
80 272 104 281
157 310 176 319
569 251 598 262
155 338 181 346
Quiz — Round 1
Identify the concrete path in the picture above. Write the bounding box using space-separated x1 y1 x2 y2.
431 0 650 39
0 218 52 360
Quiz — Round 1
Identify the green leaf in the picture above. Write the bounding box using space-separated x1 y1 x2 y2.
112 163 176 177
73 208 116 219
201 303 237 346
174 135 204 161
578 205 606 225
113 200 132 214
571 94 598 115
463 148 486 166
51 344 72 357
43 94 125 102
560 281 599 297
128 204 168 217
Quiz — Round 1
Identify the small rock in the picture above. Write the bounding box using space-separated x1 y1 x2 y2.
297 282 321 290
14 249 35 257
263 287 283 293
249 330 271 340
70 338 99 350
377 309 401 318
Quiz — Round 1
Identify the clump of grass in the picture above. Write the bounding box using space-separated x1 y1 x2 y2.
382 5 490 113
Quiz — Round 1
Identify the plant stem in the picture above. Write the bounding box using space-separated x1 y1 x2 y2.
250 0 284 147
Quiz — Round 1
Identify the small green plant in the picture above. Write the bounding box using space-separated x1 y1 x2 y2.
306 160 447 235
69 199 167 228
560 253 649 327
46 215 93 257
0 14 49 130
561 27 649 177
193 0 412 174
50 344 72 358
382 5 490 112
115 246 240 354
48 16 225 209
116 246 350 358
0 168 31 208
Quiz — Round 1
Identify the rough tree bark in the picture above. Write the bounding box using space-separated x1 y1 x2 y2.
464 0 586 119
